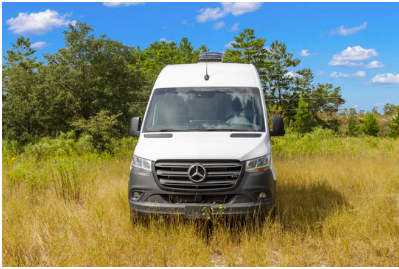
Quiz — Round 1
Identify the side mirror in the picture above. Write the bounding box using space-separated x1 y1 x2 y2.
270 115 285 136
129 116 141 137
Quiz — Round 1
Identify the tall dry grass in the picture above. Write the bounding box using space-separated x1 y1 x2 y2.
2 135 399 266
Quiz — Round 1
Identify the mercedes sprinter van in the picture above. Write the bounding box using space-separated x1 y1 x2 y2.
128 52 285 219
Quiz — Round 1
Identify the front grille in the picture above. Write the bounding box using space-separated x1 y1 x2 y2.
154 160 243 190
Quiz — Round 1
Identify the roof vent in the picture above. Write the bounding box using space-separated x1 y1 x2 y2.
199 52 223 62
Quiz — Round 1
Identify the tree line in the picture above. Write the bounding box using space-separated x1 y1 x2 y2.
3 22 399 149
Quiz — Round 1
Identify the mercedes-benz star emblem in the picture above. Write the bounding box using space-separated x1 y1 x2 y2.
188 163 206 183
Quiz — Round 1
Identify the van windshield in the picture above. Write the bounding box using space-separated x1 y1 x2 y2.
143 87 265 132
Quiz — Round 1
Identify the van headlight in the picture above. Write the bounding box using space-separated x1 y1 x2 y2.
245 154 270 172
131 155 152 172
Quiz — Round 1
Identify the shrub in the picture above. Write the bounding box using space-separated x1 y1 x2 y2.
72 110 122 152
360 113 379 137
388 111 399 138
346 116 359 136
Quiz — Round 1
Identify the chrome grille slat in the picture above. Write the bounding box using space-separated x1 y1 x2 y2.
207 171 240 177
154 160 243 190
159 179 236 185
156 170 187 177
202 163 242 168
155 163 191 168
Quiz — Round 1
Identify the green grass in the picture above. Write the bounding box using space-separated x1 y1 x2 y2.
2 131 399 266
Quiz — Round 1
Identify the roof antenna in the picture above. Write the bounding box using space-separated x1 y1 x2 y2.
199 51 223 81
204 56 209 81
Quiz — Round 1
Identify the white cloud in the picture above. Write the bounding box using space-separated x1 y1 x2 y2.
196 7 225 23
331 22 367 36
103 2 144 7
374 102 384 106
182 19 194 26
31 41 49 49
213 21 225 30
162 26 169 29
221 2 262 16
365 61 385 68
300 49 311 57
196 2 262 23
366 73 399 85
316 70 325 76
330 71 366 79
328 46 378 68
329 61 363 68
225 41 237 48
6 9 76 35
160 38 173 43
228 23 239 32
353 105 358 108
283 71 303 79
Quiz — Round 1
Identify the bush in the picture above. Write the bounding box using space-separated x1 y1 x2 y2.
72 110 122 152
271 127 397 157
346 116 359 136
388 111 399 139
360 113 379 137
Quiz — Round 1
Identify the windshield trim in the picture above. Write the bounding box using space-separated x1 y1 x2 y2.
142 87 266 133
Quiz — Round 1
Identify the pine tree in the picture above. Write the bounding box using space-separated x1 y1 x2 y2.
388 110 399 138
293 97 313 133
360 113 379 137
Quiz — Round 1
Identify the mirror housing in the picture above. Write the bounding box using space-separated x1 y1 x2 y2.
270 116 285 136
129 116 141 137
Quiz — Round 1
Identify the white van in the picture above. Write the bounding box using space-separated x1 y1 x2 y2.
128 52 285 219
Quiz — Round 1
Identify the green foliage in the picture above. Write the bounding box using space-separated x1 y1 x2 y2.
52 160 84 202
72 110 122 151
2 22 146 145
223 28 344 123
383 103 398 116
371 106 381 115
346 108 359 136
2 24 351 146
347 117 359 136
140 38 206 85
293 97 314 133
45 22 144 127
272 126 396 158
360 113 379 137
388 111 399 138
2 36 49 144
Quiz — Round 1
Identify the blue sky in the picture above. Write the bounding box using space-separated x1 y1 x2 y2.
2 2 399 112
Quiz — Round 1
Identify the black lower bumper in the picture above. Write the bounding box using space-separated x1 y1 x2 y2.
128 168 276 218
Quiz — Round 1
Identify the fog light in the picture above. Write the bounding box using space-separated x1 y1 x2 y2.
131 191 144 201
259 192 267 199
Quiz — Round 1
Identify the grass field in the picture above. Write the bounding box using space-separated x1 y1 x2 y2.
2 133 399 266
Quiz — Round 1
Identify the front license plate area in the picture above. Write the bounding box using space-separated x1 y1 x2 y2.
184 205 210 219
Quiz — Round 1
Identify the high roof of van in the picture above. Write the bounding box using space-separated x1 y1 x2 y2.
153 62 261 89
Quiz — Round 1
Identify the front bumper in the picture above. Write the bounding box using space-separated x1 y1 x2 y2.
128 168 276 218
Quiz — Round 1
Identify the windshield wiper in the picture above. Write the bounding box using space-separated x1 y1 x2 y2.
147 129 181 132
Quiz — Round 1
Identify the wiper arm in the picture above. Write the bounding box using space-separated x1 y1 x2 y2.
147 129 181 132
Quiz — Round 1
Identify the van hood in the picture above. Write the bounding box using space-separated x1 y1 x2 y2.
134 132 269 162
